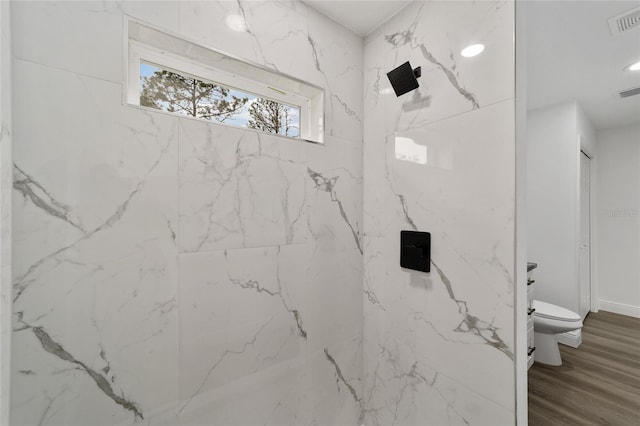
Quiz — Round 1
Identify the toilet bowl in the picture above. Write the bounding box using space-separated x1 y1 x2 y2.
532 300 583 366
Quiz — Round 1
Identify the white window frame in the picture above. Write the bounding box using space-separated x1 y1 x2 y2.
128 41 312 140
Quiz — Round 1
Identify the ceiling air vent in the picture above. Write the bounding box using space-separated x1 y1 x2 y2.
618 86 640 99
608 6 640 35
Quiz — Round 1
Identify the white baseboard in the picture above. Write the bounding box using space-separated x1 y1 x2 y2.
557 329 582 348
598 300 640 318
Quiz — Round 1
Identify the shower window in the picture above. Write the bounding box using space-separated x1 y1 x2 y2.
139 61 301 138
126 20 324 143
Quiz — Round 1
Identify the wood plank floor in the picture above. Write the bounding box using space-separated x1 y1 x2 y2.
528 311 640 425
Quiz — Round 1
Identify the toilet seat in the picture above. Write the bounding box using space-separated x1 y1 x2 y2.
533 300 581 322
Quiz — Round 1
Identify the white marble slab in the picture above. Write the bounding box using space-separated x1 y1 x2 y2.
178 246 362 425
12 60 177 281
178 0 311 82
11 1 123 84
381 0 514 133
0 3 12 421
295 337 363 425
307 7 364 142
9 1 366 425
304 136 363 350
11 59 179 425
178 245 307 417
362 348 514 426
123 0 180 34
179 342 362 426
178 120 308 253
0 0 11 270
363 28 394 240
362 0 516 423
178 0 363 143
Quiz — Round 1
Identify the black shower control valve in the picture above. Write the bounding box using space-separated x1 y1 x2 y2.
400 231 431 273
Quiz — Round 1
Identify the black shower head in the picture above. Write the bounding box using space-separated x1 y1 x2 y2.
386 61 422 97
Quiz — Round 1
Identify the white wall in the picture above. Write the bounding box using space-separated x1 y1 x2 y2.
527 102 578 312
527 101 595 313
9 1 364 425
596 124 640 317
577 103 596 156
576 102 597 317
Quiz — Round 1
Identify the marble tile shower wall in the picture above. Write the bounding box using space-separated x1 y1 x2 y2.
362 1 516 424
10 1 363 425
1 2 13 424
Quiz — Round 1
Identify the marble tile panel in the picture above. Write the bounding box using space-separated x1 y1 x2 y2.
380 0 514 133
10 2 368 425
178 120 307 253
364 101 515 411
11 241 178 425
1 0 11 271
362 1 516 422
12 60 177 281
295 337 363 425
363 29 395 239
178 0 311 82
386 100 515 321
304 136 363 350
123 0 180 33
11 0 123 83
179 340 362 426
307 7 363 142
0 265 10 426
11 59 179 425
306 136 362 255
177 244 308 420
1 2 12 423
362 344 514 426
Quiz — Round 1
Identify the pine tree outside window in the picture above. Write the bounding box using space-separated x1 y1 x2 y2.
139 62 301 138
127 21 322 142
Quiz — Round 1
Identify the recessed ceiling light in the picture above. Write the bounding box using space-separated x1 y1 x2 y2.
225 14 247 32
625 61 640 72
461 44 485 58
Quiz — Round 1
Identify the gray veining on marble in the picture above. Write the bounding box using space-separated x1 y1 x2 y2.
362 1 516 424
225 248 307 339
13 164 86 233
8 1 363 424
308 167 362 254
179 317 274 413
5 1 516 425
30 326 144 420
324 348 361 404
431 260 513 360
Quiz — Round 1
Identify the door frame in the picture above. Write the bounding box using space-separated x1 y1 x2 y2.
578 139 598 315
514 1 528 423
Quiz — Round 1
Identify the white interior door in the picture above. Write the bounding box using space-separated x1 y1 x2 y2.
579 151 591 318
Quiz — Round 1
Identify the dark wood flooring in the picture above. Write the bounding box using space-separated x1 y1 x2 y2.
528 311 640 425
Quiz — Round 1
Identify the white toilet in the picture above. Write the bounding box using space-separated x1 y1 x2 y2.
532 300 583 366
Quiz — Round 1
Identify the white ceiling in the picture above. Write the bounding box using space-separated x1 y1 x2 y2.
304 0 411 36
527 1 640 130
